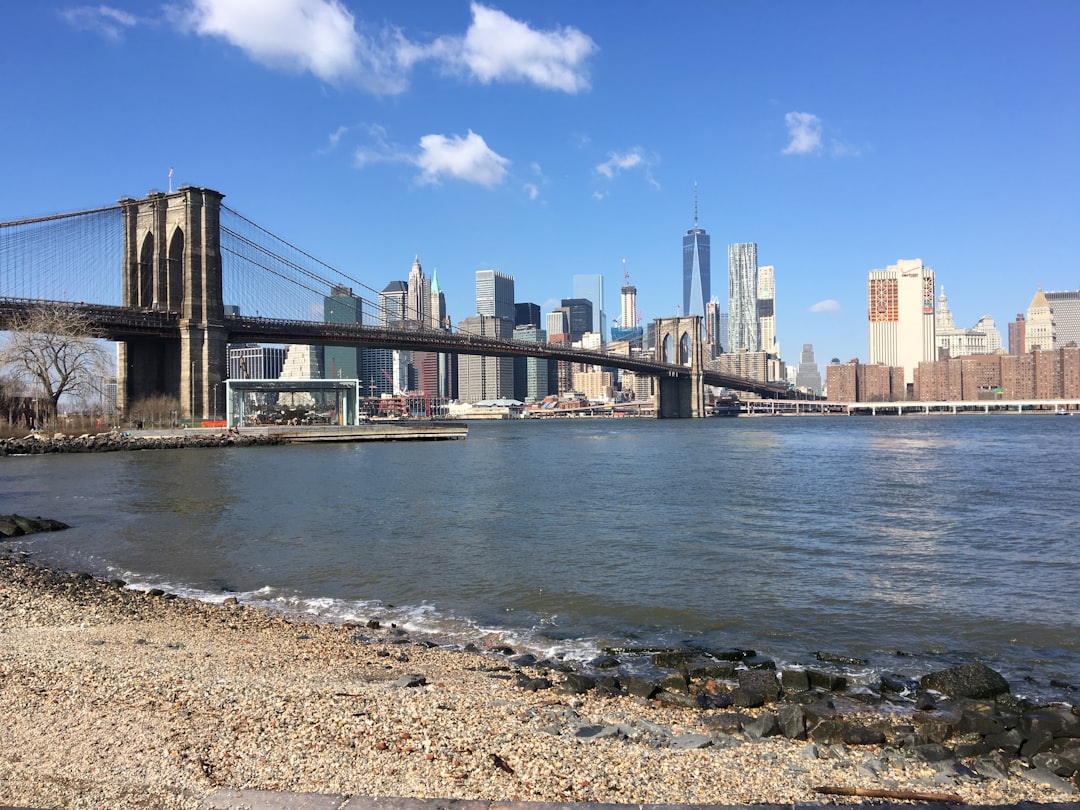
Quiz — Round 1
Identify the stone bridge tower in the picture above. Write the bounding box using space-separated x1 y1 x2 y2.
117 187 228 422
654 315 706 418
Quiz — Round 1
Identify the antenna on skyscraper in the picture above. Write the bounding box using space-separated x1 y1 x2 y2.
693 182 699 228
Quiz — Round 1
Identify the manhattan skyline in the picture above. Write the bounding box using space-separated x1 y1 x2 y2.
1 1 1077 367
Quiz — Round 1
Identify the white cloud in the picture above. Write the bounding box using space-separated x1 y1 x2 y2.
454 2 596 92
180 0 407 92
170 1 595 95
414 130 509 188
782 111 824 156
523 182 539 200
809 299 841 313
61 5 137 41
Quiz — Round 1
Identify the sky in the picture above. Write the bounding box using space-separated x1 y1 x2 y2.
2 0 1079 367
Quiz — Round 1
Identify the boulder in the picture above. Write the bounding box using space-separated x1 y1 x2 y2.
921 662 1010 699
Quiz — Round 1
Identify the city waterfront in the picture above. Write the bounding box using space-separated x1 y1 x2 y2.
3 415 1078 704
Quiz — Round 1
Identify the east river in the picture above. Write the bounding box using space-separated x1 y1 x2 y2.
3 414 1078 703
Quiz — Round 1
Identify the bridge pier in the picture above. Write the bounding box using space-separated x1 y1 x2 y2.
117 186 228 422
653 315 706 418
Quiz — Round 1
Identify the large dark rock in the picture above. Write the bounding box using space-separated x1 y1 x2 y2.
921 662 1010 699
732 669 780 707
1021 707 1080 740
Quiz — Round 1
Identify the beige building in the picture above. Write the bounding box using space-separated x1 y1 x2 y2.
868 258 936 388
572 370 615 402
1025 287 1055 353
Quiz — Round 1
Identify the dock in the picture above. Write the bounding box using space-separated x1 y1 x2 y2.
250 422 468 442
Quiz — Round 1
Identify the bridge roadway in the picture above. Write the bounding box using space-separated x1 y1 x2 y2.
0 297 792 399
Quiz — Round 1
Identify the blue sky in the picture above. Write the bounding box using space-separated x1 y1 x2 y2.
2 1 1078 366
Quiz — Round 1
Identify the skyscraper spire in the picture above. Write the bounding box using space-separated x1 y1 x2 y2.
693 182 699 229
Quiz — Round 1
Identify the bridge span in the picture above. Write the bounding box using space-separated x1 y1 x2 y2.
1 187 794 417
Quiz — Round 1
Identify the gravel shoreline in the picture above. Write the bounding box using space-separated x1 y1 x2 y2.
1 554 1077 810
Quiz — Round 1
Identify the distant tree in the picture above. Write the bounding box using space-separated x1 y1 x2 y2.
128 394 182 428
0 304 111 422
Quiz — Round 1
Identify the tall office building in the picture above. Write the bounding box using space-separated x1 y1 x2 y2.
868 258 936 386
228 345 287 381
611 267 642 342
379 280 407 326
795 344 822 393
1046 289 1080 347
728 242 759 352
457 315 514 402
1008 314 1026 355
513 324 549 401
515 302 541 328
704 299 724 358
1024 287 1055 353
406 256 429 325
560 298 593 342
429 269 448 330
476 269 515 321
757 265 776 355
573 274 605 338
324 285 362 379
682 187 710 317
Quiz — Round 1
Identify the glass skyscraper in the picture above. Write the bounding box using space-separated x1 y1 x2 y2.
682 189 710 317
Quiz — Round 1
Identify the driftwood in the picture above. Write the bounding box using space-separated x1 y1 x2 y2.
814 785 964 803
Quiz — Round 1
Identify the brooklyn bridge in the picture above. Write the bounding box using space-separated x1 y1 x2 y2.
0 186 791 419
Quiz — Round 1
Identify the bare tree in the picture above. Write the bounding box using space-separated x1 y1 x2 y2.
0 304 112 422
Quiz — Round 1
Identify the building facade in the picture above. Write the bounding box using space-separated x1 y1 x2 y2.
728 242 759 352
513 324 549 402
573 274 605 337
867 258 936 387
323 285 363 380
1024 287 1055 353
1046 289 1080 347
795 343 822 394
757 265 776 355
457 315 514 402
228 345 287 381
476 270 515 321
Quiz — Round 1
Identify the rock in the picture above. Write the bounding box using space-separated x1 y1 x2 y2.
659 672 688 694
391 674 426 688
622 676 657 699
777 704 807 740
655 690 697 708
514 675 552 692
881 672 918 694
781 669 810 693
913 742 956 762
806 669 847 692
651 650 697 669
815 651 868 666
912 711 959 743
670 733 713 750
1020 764 1079 793
588 654 620 669
921 661 1010 699
743 654 776 670
743 712 781 740
732 669 780 707
556 673 595 695
1020 706 1080 740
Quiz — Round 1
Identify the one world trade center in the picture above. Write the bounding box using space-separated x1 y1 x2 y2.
682 185 710 317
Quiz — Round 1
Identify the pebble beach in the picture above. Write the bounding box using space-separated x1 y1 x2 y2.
1 554 1077 810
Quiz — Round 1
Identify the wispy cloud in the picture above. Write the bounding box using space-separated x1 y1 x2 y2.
810 299 841 313
169 0 595 96
595 148 660 189
782 111 863 158
60 5 137 41
782 112 823 155
415 131 509 188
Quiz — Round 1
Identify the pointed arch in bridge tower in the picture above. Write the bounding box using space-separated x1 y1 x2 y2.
653 315 706 418
117 187 227 422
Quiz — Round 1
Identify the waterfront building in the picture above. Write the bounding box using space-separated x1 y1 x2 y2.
682 187 711 317
513 324 549 402
868 258 936 389
716 349 768 382
1008 314 1026 355
795 343 822 394
457 315 514 402
573 274 605 338
728 242 759 352
573 370 614 402
406 257 429 326
826 361 905 402
757 265 776 355
228 344 287 381
476 269 515 321
1024 287 1055 353
1046 289 1080 347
